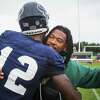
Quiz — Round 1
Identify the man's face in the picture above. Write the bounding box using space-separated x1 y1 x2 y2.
46 29 67 52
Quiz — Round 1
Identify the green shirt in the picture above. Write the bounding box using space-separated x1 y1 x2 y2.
64 60 100 88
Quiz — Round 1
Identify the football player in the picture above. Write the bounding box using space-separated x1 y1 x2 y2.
0 2 80 100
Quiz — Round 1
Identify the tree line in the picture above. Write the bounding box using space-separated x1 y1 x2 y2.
74 41 100 55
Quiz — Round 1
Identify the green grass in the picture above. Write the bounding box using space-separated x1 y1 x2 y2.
79 88 100 100
79 88 97 100
78 61 100 100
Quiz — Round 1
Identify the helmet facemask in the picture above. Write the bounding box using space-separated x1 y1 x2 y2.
19 16 48 35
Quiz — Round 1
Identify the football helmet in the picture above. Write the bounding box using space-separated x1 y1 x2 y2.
18 2 49 35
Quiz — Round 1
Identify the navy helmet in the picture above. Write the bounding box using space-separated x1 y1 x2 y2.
18 2 49 35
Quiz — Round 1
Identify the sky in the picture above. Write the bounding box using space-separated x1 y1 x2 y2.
0 0 100 43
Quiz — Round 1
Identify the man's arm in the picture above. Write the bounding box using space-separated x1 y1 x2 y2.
52 74 80 100
65 61 100 88
0 69 80 100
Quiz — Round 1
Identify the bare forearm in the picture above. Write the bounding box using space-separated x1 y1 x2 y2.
52 74 80 100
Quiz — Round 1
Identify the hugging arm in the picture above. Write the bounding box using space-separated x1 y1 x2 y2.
52 74 80 100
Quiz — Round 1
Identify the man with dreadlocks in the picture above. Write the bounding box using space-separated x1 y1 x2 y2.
0 2 81 100
40 25 100 100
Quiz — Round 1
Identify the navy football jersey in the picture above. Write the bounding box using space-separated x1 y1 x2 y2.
0 30 64 100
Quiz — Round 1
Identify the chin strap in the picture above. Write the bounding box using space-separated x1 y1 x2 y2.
22 28 47 36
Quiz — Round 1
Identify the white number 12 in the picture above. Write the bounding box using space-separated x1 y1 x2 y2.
0 46 38 95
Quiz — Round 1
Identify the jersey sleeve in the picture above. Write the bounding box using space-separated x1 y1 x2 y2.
45 48 65 77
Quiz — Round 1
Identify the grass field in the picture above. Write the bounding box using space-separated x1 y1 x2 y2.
78 61 100 100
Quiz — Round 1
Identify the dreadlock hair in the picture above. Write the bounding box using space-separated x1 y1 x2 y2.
43 25 73 65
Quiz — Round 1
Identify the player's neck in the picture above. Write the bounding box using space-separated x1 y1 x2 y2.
31 34 43 42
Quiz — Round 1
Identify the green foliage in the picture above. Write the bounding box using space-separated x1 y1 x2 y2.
74 42 100 53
